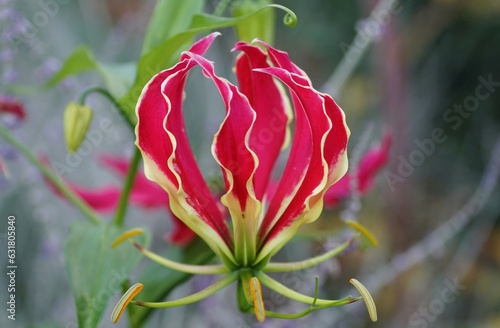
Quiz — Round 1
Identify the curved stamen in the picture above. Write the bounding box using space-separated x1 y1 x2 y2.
111 228 145 248
133 273 238 308
263 237 355 272
345 220 378 247
264 277 320 320
133 242 229 274
256 272 357 307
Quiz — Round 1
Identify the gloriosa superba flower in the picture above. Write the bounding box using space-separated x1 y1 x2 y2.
111 32 377 323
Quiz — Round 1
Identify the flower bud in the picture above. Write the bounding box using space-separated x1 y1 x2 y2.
64 102 93 153
232 0 275 44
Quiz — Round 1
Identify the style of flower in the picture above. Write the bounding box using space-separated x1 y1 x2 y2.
112 32 377 323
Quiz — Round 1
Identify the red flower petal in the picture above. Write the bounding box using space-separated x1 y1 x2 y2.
324 132 392 206
232 42 292 202
253 43 349 261
64 182 121 212
45 176 120 213
183 51 262 264
99 155 129 176
99 154 167 207
135 33 234 260
39 155 121 212
167 214 197 245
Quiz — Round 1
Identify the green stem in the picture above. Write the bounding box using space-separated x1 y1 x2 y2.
133 273 238 308
0 125 102 224
264 237 354 272
112 147 141 226
78 86 135 129
78 86 139 226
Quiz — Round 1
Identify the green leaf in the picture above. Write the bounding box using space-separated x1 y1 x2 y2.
40 46 99 89
129 238 215 327
141 0 204 54
64 222 150 328
7 46 135 99
119 5 296 120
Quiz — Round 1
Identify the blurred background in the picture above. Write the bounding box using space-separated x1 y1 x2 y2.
1 0 500 327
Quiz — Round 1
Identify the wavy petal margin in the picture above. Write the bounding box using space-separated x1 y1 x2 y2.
254 43 349 262
232 42 292 203
135 33 235 262
181 50 262 265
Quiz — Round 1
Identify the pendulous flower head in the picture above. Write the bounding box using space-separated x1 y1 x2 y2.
112 32 377 323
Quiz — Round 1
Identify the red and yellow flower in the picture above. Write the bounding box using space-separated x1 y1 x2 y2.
112 33 377 323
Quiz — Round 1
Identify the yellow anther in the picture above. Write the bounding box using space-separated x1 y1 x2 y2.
345 220 378 247
250 277 265 322
111 283 144 324
111 228 144 248
350 278 377 322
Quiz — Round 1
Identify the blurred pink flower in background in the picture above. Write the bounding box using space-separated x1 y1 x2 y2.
324 132 392 207
44 155 197 245
0 95 25 120
44 131 390 247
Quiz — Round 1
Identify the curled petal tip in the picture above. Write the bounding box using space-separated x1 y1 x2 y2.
251 37 263 44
